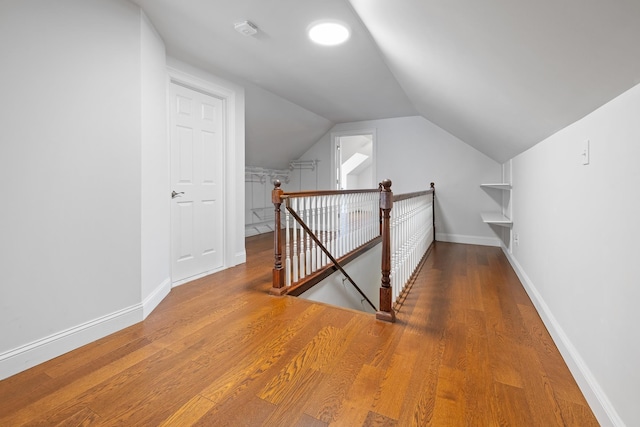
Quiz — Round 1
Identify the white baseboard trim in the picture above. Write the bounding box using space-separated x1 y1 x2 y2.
234 250 246 265
436 232 501 247
500 244 624 427
172 266 226 288
142 278 171 319
1 277 172 381
0 304 143 380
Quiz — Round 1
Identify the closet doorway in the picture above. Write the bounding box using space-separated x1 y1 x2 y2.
333 130 376 190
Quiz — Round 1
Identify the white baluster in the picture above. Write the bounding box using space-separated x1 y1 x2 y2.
349 193 355 252
319 196 325 267
338 193 342 255
331 195 337 258
304 197 311 275
311 196 317 273
292 197 299 283
299 198 306 279
285 203 291 287
354 193 360 249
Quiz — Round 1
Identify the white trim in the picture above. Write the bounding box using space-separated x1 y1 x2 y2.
234 250 247 265
166 66 239 283
142 278 171 319
171 266 225 288
436 232 500 247
0 305 142 380
331 128 377 190
501 244 624 427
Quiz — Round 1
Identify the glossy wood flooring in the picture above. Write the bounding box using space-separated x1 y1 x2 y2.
0 234 598 426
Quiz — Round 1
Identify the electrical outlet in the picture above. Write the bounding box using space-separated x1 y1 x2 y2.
513 233 519 246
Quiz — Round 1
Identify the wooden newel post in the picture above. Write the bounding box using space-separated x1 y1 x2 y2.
430 182 436 241
376 179 396 322
270 180 287 296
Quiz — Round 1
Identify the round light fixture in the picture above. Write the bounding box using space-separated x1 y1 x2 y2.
308 21 350 46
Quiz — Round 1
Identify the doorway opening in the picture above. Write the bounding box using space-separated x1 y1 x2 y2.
334 131 376 190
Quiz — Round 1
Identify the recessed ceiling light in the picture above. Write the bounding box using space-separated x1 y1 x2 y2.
308 21 350 46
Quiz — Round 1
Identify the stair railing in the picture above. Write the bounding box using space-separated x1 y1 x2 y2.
376 180 435 322
271 181 380 298
271 179 435 323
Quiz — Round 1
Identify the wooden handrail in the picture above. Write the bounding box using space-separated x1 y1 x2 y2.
393 188 434 203
281 188 379 198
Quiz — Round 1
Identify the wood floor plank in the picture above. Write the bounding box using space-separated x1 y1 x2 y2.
195 396 276 427
81 350 221 425
329 364 386 427
0 237 599 426
556 396 601 427
198 303 326 405
396 326 446 425
371 344 419 420
29 404 101 427
158 394 216 426
515 344 567 426
260 368 326 426
431 365 466 427
43 328 146 378
363 410 398 427
258 325 341 404
294 413 329 427
486 328 524 388
518 302 590 406
464 308 500 426
0 342 166 426
493 381 534 426
303 317 379 423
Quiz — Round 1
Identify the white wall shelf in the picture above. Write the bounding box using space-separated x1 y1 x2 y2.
480 183 512 190
481 212 513 227
481 168 513 233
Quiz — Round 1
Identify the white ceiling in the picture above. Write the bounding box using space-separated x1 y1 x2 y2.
132 0 640 167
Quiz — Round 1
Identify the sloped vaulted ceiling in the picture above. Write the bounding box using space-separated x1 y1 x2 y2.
348 0 640 162
133 0 640 166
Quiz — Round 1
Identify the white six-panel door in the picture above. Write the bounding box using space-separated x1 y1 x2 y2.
170 83 224 284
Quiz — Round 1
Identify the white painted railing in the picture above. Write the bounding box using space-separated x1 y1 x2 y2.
390 192 434 304
283 191 379 287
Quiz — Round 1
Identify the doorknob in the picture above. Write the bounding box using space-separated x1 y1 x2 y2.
171 191 184 199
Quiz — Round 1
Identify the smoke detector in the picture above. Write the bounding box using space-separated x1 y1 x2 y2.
234 21 258 37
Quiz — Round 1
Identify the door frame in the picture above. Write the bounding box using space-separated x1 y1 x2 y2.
167 66 239 286
331 128 377 190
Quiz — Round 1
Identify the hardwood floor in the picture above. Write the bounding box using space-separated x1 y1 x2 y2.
0 234 598 426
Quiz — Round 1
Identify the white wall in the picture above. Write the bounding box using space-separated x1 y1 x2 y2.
140 11 170 313
300 245 382 313
507 83 640 426
244 84 333 170
357 165 373 189
287 165 321 192
0 1 245 380
294 116 502 245
245 175 277 237
0 0 145 377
